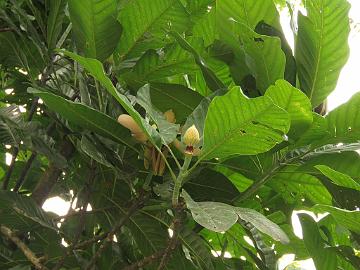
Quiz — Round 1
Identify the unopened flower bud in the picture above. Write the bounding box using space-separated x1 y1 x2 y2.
183 125 200 147
164 109 176 123
117 114 148 143
117 114 142 134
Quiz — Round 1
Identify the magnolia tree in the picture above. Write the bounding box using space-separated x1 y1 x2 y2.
0 0 359 269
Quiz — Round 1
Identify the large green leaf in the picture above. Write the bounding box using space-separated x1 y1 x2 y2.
116 0 189 59
315 165 360 191
312 205 360 234
182 191 238 232
236 208 289 244
237 26 286 94
184 168 240 203
325 92 360 142
149 83 203 124
295 92 360 148
265 80 313 137
62 51 162 146
295 0 350 107
46 0 66 50
28 89 135 150
201 86 289 160
216 0 280 31
269 167 332 205
298 214 337 270
216 0 282 85
68 0 121 61
171 31 226 91
0 190 57 232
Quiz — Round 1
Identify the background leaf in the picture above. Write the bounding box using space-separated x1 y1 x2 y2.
68 0 122 61
295 0 350 107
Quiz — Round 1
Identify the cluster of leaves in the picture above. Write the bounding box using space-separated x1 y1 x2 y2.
0 0 359 269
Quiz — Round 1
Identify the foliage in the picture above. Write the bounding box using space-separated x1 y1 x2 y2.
0 0 358 269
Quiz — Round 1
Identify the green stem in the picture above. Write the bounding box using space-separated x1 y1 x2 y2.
172 155 192 206
95 80 103 112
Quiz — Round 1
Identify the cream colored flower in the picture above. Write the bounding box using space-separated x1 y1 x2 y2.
183 125 200 146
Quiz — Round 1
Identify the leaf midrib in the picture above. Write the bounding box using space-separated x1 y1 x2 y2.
309 0 325 103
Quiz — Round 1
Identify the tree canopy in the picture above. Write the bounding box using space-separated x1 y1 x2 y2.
0 0 359 269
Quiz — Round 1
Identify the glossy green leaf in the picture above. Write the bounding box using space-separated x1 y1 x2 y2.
325 92 360 142
296 0 350 107
116 0 189 59
236 207 289 244
315 165 360 191
184 168 240 203
242 31 286 93
202 86 290 160
149 83 203 124
312 205 360 234
28 89 135 150
265 80 313 137
182 190 238 232
68 0 121 61
299 213 337 270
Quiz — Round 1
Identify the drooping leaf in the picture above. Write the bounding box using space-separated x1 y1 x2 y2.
265 80 313 137
295 0 350 107
315 165 360 191
236 207 289 244
241 28 286 94
28 89 135 150
182 190 238 232
201 86 290 160
298 213 337 270
68 0 122 61
312 205 360 234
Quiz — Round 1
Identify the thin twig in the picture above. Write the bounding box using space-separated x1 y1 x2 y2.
52 167 96 270
157 203 185 270
13 152 37 192
2 147 19 190
53 206 114 222
0 27 12 32
0 225 48 270
122 250 166 270
74 233 108 250
85 191 148 269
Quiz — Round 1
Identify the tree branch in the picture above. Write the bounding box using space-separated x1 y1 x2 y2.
157 202 184 270
0 225 48 270
122 250 166 270
85 191 148 270
31 137 75 205
52 167 96 270
13 152 37 192
2 147 19 190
